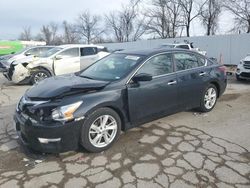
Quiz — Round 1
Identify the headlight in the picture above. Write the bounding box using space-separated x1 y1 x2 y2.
51 101 82 122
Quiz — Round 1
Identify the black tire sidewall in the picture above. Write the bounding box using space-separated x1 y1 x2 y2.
31 70 50 84
199 84 218 112
80 107 121 153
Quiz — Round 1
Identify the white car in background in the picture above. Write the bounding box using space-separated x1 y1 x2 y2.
3 45 109 84
236 54 250 81
0 46 54 71
160 43 207 56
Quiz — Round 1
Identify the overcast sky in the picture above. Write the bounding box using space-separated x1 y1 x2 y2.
0 0 130 39
0 0 233 40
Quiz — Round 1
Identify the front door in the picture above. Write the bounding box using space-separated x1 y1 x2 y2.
54 48 80 75
127 53 179 124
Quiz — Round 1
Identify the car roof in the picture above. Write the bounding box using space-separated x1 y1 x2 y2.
115 48 196 57
58 44 105 49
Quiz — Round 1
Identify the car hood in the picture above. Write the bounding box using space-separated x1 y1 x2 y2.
243 56 250 61
12 55 39 65
8 54 25 63
26 74 109 99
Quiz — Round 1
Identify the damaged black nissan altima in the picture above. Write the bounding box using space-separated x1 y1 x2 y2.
14 48 227 153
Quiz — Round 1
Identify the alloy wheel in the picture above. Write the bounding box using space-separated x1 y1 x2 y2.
204 88 217 110
89 115 118 148
34 72 48 83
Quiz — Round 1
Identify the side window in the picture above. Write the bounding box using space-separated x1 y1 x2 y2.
81 47 97 56
37 47 52 56
174 53 202 71
58 48 79 58
176 45 190 49
137 53 173 77
196 55 206 66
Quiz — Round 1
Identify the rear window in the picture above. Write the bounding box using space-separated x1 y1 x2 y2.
81 47 97 56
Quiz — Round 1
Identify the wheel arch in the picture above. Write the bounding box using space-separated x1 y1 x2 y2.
209 81 221 97
30 66 54 76
83 103 128 131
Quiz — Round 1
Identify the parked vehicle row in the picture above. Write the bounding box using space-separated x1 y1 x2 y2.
236 54 250 80
2 45 109 84
0 46 55 71
14 48 227 153
160 42 207 56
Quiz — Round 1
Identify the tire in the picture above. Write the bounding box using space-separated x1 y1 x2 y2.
198 84 218 112
31 69 51 84
80 107 121 153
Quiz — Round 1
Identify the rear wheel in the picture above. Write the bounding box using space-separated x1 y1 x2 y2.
80 108 121 153
31 69 51 84
198 84 218 112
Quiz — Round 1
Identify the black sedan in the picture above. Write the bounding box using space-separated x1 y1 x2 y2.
14 48 227 153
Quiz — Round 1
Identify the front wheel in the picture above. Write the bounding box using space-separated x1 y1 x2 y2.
31 69 51 84
198 84 218 112
80 108 121 153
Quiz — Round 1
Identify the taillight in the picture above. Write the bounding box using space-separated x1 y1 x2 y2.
219 66 227 76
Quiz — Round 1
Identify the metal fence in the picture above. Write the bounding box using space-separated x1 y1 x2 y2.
99 33 250 65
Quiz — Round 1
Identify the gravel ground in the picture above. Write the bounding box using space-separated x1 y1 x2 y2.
0 74 249 188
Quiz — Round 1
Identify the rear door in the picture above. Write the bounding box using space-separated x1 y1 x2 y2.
80 47 98 70
127 53 179 124
173 52 208 109
54 48 80 75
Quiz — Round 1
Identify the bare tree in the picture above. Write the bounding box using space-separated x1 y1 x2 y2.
178 0 206 37
62 21 79 44
200 0 221 35
19 26 32 41
105 12 125 42
167 0 183 37
105 0 145 42
75 11 104 44
144 0 171 39
39 23 62 45
223 0 250 33
144 0 182 39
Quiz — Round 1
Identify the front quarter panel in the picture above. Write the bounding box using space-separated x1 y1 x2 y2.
74 87 128 126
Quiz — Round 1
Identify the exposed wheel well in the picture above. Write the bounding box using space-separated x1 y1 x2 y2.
210 81 220 97
31 66 53 76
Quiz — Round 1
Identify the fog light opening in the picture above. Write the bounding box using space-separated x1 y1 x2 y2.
38 138 61 144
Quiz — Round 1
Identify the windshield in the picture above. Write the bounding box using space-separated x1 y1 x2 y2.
14 48 29 55
40 47 63 58
80 53 143 81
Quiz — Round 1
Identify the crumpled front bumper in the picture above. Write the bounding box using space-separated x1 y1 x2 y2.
14 111 83 153
3 63 31 83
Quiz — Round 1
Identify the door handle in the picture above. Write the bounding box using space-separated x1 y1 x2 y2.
199 72 206 76
168 80 177 85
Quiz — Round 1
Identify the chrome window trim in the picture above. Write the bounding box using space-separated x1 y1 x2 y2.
126 51 208 84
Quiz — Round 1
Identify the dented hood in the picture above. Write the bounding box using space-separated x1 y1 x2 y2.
26 74 109 99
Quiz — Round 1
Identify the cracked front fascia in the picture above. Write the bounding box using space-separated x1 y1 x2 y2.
12 64 30 83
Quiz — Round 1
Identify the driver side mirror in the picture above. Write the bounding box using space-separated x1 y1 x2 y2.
132 73 152 82
55 55 63 60
25 52 31 56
